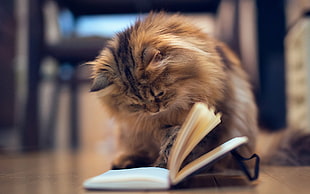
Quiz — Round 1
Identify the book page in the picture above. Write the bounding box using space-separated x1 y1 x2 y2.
171 136 249 185
83 167 170 190
168 103 221 180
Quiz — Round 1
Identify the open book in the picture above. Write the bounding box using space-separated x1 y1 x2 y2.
83 103 259 190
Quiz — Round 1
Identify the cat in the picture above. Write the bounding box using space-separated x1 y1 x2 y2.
259 129 310 166
88 12 258 171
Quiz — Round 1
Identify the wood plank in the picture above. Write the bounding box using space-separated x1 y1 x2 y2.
261 166 310 194
1 152 310 194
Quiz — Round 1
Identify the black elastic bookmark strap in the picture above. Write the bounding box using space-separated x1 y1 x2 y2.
231 150 260 181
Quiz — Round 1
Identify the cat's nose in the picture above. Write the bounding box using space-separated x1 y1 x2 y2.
146 103 160 113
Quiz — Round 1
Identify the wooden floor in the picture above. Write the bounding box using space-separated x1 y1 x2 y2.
1 151 310 194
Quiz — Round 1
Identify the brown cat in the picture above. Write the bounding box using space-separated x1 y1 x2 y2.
88 12 258 171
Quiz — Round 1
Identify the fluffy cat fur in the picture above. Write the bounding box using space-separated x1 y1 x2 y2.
89 12 258 170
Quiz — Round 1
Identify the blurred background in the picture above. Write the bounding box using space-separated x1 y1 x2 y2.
0 0 309 154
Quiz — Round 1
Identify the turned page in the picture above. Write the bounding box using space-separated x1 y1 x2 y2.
168 103 221 181
171 136 249 185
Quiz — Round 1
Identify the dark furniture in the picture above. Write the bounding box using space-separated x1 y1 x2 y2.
20 0 288 151
21 0 221 150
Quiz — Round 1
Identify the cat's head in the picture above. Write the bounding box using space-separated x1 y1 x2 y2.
89 13 225 116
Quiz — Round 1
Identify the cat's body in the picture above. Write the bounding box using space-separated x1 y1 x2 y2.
89 13 258 170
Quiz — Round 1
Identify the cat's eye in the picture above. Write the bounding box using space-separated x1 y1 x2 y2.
157 91 164 97
151 90 165 98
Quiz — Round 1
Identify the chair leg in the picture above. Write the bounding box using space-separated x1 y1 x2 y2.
20 0 43 151
44 77 61 149
69 70 79 149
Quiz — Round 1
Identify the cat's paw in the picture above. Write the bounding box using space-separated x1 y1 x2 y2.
153 155 168 168
111 154 153 169
153 125 181 168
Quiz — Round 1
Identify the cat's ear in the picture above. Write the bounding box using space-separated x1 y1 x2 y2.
143 47 164 69
90 74 112 92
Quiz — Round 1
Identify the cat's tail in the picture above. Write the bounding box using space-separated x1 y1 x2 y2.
259 129 310 166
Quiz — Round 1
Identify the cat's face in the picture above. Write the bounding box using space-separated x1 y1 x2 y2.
90 14 225 116
91 40 191 115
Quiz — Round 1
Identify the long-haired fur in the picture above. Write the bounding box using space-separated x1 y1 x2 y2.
89 12 258 170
